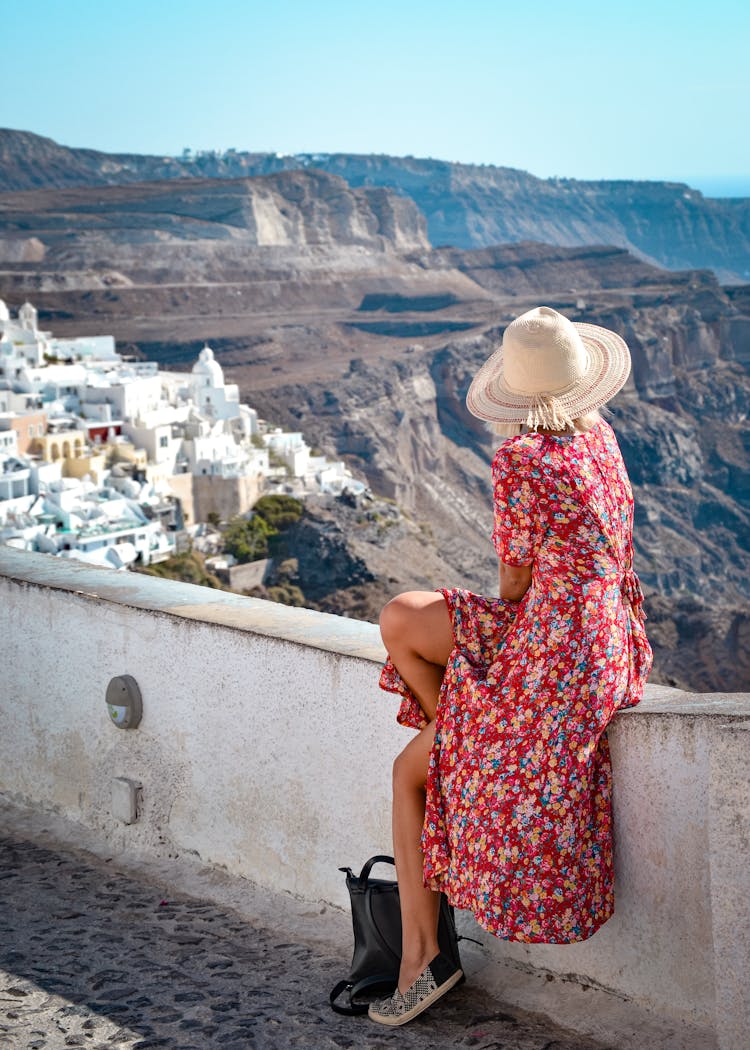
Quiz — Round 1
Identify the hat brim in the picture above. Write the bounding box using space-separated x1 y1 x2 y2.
466 322 631 424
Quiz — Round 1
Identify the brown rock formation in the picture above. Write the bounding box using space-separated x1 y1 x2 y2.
0 171 429 254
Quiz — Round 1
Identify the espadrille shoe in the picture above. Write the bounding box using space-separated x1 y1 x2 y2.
367 952 463 1026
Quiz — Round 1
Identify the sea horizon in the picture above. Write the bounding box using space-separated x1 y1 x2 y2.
678 174 750 198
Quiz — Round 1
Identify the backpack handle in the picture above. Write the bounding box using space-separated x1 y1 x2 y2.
357 854 395 885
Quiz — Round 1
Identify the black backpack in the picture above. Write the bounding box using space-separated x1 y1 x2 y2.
329 855 463 1015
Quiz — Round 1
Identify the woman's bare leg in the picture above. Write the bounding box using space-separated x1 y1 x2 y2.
380 591 453 723
392 721 441 993
380 591 455 993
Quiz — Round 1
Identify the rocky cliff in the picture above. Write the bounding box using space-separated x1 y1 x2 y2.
1 129 748 282
0 171 428 254
318 156 750 283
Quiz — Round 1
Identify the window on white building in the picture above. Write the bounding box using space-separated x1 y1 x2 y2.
159 435 169 448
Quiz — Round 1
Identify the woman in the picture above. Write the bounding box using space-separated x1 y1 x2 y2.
368 306 653 1027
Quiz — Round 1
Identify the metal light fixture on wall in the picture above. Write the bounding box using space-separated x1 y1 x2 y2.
105 675 142 729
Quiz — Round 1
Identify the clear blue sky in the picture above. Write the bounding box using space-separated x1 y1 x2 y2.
3 0 749 193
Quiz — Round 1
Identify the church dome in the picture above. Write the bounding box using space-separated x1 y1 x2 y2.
191 344 224 385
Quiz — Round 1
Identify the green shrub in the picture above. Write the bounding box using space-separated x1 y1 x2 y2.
137 551 222 589
221 497 303 565
252 494 303 531
223 514 272 562
266 583 306 607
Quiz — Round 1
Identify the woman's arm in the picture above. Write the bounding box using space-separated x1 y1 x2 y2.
499 560 532 602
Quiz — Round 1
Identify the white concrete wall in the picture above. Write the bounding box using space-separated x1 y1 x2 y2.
0 547 747 1048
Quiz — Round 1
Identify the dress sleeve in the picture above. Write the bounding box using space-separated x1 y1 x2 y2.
491 442 543 566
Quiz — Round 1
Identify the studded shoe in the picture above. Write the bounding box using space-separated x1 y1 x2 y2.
367 952 464 1026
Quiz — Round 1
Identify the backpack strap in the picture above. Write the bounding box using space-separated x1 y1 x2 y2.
329 972 397 1016
329 979 369 1016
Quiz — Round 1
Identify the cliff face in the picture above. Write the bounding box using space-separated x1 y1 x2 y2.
330 157 750 282
424 243 710 295
1 129 748 281
0 171 429 254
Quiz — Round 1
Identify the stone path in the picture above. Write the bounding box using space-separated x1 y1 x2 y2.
0 834 606 1050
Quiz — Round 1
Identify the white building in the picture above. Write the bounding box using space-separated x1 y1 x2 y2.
49 334 118 362
0 455 31 501
0 300 48 370
0 472 175 568
0 429 18 457
191 345 241 422
81 371 163 425
264 429 310 477
0 387 44 414
15 363 89 409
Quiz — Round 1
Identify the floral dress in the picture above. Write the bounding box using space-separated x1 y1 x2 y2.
380 420 652 943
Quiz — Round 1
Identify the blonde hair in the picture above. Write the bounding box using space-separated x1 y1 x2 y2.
488 410 603 441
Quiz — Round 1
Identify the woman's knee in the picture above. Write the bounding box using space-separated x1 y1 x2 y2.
379 592 422 649
380 591 450 655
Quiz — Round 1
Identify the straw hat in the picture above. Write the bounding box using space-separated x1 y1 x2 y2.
466 306 631 430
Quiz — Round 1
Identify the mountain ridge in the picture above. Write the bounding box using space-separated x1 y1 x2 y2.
1 128 748 282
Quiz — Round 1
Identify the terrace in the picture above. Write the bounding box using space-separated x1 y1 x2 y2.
0 546 748 1049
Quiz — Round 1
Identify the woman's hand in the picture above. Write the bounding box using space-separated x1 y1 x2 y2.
499 560 532 602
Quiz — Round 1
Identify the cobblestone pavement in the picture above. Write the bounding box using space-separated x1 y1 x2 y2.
0 835 606 1050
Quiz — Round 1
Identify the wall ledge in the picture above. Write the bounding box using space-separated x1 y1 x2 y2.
0 545 384 663
2 546 747 717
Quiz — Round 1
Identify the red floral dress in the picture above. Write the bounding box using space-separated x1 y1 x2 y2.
380 420 652 943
